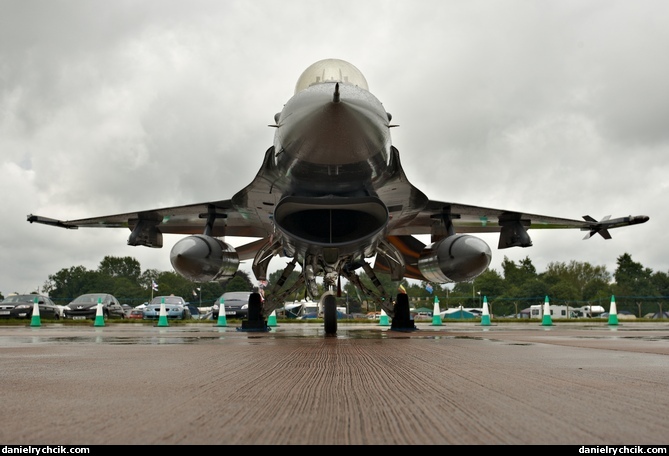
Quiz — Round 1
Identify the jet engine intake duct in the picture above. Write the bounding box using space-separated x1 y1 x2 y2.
418 234 492 283
274 196 389 257
170 235 239 282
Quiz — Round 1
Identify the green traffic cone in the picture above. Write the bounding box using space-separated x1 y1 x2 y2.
480 296 491 326
93 297 105 327
431 296 442 326
157 297 169 327
608 295 619 326
30 298 41 327
216 297 227 327
541 296 553 326
268 310 278 327
379 309 390 326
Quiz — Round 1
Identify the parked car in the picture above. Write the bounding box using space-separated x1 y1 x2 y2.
143 296 191 320
55 305 67 319
0 294 61 320
413 312 433 321
212 291 252 319
64 293 126 320
127 308 144 320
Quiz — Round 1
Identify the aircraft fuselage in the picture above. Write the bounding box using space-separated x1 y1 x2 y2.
273 81 392 196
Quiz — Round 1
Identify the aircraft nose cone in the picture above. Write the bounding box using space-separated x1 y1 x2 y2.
276 83 391 166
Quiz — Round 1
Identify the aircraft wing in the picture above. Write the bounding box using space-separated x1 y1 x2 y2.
26 145 290 259
375 199 649 280
390 200 635 239
26 188 649 270
27 198 271 261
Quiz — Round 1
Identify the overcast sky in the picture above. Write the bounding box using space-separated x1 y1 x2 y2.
2 0 667 295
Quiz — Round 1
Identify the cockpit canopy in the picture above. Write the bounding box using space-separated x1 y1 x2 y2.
294 58 369 94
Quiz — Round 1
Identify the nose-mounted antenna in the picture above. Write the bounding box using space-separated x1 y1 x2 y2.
333 83 340 103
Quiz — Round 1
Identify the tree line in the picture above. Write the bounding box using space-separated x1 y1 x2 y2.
4 252 668 318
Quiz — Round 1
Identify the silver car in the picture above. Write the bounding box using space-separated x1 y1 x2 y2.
142 296 191 320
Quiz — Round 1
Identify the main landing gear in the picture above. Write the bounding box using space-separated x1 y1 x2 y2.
239 292 269 332
238 284 417 336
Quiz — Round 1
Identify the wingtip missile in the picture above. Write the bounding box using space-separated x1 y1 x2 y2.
582 215 649 240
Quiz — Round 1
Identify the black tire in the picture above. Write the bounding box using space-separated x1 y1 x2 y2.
323 294 337 335
391 293 414 330
247 293 263 321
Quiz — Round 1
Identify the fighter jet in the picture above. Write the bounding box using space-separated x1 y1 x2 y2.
27 58 649 334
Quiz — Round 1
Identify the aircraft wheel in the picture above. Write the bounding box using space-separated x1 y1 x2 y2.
247 292 263 321
323 294 337 335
